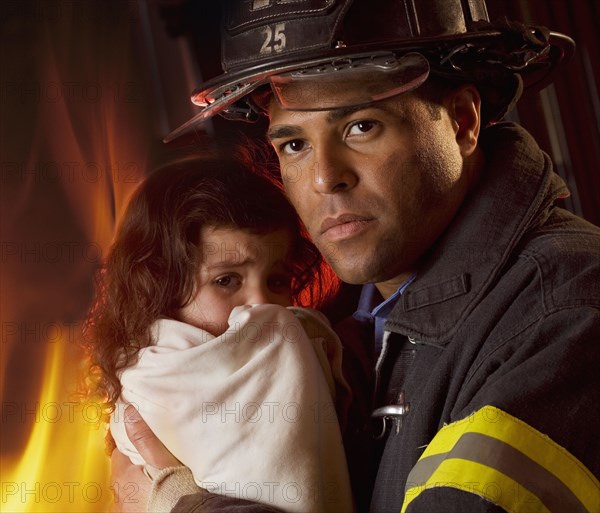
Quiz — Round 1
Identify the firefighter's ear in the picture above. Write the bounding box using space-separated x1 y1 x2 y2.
448 84 481 157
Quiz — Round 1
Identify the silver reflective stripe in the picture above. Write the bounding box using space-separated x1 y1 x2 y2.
405 431 589 513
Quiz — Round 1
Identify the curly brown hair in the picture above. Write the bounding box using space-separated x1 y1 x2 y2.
82 155 338 424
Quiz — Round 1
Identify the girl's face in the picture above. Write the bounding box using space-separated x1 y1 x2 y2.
177 226 294 336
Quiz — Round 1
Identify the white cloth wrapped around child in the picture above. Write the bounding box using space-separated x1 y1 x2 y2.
111 304 354 513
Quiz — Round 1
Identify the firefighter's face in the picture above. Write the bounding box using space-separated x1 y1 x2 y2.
267 85 481 297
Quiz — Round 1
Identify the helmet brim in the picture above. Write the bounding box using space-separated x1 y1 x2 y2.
164 29 574 143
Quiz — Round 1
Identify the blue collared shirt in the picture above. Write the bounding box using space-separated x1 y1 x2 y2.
353 276 416 356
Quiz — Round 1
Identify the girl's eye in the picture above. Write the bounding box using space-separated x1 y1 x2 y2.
280 139 306 155
268 274 293 293
214 274 242 288
347 120 377 136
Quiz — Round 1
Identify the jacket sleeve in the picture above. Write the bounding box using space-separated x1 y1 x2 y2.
401 308 600 513
172 492 286 513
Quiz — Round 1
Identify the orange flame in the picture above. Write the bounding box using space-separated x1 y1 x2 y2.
2 329 111 512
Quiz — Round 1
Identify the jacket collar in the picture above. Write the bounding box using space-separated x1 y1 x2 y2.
384 122 569 345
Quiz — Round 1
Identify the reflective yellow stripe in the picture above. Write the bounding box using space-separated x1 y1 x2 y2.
404 458 551 513
401 406 600 513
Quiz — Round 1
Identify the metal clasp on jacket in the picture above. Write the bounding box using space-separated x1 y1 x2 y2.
371 399 410 439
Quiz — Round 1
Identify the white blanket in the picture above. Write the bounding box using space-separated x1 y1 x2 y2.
111 304 354 513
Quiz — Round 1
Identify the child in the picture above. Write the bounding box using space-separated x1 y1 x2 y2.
84 156 354 513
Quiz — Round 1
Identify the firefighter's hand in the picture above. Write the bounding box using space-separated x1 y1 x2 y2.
110 405 180 512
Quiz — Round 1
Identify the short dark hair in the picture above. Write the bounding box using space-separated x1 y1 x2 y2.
412 68 520 128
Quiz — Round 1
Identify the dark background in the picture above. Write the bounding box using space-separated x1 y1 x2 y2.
0 1 598 511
